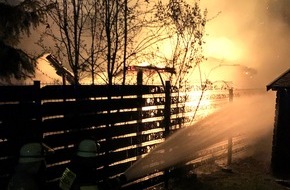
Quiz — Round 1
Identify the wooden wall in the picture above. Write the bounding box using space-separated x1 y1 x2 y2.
271 88 290 178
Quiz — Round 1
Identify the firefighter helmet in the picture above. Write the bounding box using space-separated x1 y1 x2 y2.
77 139 100 158
18 143 44 163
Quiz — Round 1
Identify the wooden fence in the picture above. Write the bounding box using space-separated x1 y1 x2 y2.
0 81 258 189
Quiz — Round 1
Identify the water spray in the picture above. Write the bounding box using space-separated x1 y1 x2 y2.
122 94 275 182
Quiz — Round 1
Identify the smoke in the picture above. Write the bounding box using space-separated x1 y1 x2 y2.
200 0 290 88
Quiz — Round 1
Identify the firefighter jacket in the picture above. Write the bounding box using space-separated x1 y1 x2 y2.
7 161 46 190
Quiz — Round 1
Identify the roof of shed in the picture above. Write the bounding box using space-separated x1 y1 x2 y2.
267 68 290 91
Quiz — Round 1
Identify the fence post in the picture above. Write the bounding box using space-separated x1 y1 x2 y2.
227 137 233 166
164 81 171 138
136 70 143 158
34 81 43 142
163 81 171 189
227 87 233 166
229 88 233 102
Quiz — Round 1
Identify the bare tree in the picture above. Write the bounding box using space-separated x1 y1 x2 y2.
153 0 207 88
84 1 104 85
38 0 171 85
38 0 93 84
148 0 208 128
87 0 168 85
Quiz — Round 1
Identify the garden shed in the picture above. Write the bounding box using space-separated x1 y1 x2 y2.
267 68 290 178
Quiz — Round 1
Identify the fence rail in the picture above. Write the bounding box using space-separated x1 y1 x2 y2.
0 81 262 189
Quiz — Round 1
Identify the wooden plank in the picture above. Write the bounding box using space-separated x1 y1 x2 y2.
41 85 164 100
0 120 42 144
0 85 39 102
41 98 143 117
43 129 163 154
46 162 68 182
42 111 139 133
122 173 164 190
43 132 85 149
105 123 138 137
46 157 105 182
45 147 75 165
102 134 163 153
105 149 137 164
0 103 38 119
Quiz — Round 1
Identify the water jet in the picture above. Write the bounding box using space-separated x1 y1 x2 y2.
123 93 275 182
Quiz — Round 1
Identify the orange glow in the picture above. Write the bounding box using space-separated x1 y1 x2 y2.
186 90 213 117
204 37 244 61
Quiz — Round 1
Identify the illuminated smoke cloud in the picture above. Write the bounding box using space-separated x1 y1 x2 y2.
200 0 290 88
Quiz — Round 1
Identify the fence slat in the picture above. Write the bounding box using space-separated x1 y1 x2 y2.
41 98 143 117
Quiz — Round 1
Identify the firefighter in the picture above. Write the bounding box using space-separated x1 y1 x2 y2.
7 142 47 190
59 139 100 190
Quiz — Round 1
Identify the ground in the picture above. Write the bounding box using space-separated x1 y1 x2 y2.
150 131 290 190
169 156 289 190
155 153 290 190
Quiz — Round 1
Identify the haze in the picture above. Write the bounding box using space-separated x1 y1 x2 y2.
200 0 290 88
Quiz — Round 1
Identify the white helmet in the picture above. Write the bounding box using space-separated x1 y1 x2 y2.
18 143 44 163
77 139 100 158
